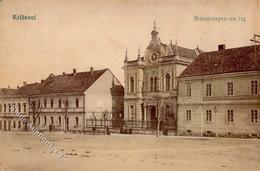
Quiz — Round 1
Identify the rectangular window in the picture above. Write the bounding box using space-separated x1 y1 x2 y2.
44 100 47 108
76 98 79 108
130 106 136 120
18 103 21 112
51 99 53 108
58 99 62 108
186 110 191 121
251 80 258 95
51 117 54 125
4 104 6 112
44 116 47 125
227 110 234 122
227 82 233 96
8 103 11 112
13 121 16 128
18 121 21 129
186 84 191 97
251 110 258 123
23 103 26 112
0 104 2 112
38 100 41 108
206 110 212 122
75 117 79 126
58 117 61 125
206 84 211 97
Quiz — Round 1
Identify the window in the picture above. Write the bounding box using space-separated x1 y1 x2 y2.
50 117 54 125
13 121 16 128
166 74 171 91
18 103 21 112
186 84 191 97
58 117 61 125
75 117 79 126
186 110 191 121
251 110 258 123
51 99 53 108
23 103 26 112
58 99 62 108
44 116 47 125
44 100 47 108
150 77 154 91
227 82 233 95
206 84 211 97
130 77 134 93
206 110 212 122
37 100 41 108
251 81 258 95
18 121 21 129
4 104 6 112
0 104 2 112
154 77 158 91
76 98 79 108
227 110 234 122
8 104 11 113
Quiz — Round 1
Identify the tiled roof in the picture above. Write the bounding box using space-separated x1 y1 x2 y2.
179 45 260 77
171 45 198 59
0 88 16 96
16 69 108 95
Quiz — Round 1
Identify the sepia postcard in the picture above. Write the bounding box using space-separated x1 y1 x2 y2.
0 0 260 171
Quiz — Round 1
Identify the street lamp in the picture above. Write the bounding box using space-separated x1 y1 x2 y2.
214 106 218 138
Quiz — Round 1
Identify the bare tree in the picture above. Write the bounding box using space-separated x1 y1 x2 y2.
101 110 110 128
30 99 42 127
61 99 69 133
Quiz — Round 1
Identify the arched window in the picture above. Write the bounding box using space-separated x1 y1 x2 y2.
154 77 158 91
150 77 154 92
130 77 134 92
166 74 170 91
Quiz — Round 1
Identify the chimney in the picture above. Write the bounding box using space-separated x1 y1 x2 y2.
62 72 66 75
218 44 226 51
23 81 27 85
17 85 19 89
41 79 44 83
90 67 94 73
49 73 54 78
73 68 77 75
8 85 10 89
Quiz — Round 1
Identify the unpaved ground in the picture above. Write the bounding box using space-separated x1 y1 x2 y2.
0 132 260 171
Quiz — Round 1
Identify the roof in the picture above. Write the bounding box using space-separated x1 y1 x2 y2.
16 69 108 95
179 45 260 77
0 88 16 97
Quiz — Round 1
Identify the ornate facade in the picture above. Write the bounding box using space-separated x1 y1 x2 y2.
123 23 201 129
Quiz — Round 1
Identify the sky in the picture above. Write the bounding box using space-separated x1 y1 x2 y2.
0 0 259 88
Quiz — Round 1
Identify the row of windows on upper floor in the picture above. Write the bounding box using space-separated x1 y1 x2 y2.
0 98 81 113
31 98 80 109
185 109 259 123
0 103 27 113
128 74 174 93
186 80 258 97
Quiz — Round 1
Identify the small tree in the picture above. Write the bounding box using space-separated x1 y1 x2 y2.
61 99 69 133
30 99 42 127
101 110 110 128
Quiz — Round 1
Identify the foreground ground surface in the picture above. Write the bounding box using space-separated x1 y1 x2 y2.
0 132 260 171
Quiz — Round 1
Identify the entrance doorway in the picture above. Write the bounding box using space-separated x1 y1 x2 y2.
149 106 157 129
3 120 7 131
66 117 69 131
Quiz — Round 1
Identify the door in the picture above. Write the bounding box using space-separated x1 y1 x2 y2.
150 106 157 129
66 117 69 131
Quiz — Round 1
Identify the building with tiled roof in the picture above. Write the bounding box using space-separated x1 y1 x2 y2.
123 22 201 130
0 68 124 132
177 44 260 137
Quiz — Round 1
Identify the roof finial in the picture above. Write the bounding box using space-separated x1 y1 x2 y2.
124 48 128 62
175 38 179 58
137 46 141 59
153 20 156 30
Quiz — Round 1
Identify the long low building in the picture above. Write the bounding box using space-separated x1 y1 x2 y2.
0 68 124 132
177 44 260 137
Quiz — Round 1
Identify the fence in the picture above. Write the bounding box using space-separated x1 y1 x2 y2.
85 119 176 131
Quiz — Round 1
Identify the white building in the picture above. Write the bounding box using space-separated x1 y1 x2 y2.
123 23 201 130
0 68 124 132
177 44 260 137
